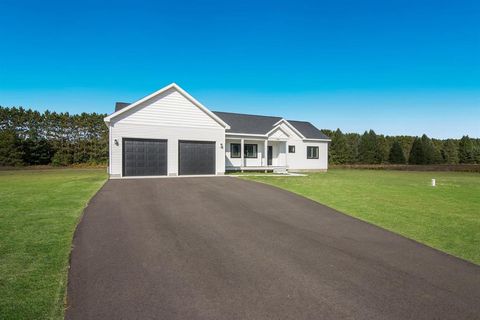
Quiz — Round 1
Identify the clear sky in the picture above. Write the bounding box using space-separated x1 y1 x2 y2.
0 0 478 138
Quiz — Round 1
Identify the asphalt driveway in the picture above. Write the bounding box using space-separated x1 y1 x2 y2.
66 177 480 320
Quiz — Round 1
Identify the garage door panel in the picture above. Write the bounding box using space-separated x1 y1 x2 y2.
123 139 167 176
179 141 215 175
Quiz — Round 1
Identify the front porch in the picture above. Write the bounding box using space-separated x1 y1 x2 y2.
225 136 289 172
225 165 288 173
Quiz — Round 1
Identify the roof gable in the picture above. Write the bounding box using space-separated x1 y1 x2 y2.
268 126 290 140
104 83 230 129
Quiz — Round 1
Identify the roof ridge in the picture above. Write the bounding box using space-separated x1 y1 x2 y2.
212 110 282 119
287 119 310 123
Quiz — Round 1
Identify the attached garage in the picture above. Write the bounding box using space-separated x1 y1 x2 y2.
123 138 167 177
105 84 229 178
178 141 216 175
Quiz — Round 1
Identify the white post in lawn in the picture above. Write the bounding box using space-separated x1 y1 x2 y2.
431 179 436 187
240 138 244 172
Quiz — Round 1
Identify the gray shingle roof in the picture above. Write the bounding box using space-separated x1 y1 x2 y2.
212 111 282 135
113 103 329 140
287 120 330 139
213 111 329 139
115 102 130 112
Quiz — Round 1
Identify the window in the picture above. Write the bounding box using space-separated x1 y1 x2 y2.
230 143 241 158
307 146 319 159
244 144 258 158
288 145 295 153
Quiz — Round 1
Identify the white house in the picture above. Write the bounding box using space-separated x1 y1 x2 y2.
104 83 330 178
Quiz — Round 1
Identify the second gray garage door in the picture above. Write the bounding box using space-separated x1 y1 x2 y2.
179 141 216 175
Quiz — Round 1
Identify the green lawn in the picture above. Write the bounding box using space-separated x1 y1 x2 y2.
0 169 107 320
243 169 480 265
1 168 479 318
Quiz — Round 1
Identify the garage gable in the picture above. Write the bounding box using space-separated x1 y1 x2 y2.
105 83 229 130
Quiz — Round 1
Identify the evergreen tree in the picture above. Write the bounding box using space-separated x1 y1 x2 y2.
23 137 53 165
421 134 442 164
345 133 360 164
358 130 383 164
458 135 475 163
0 106 108 166
408 135 443 164
409 137 424 164
388 140 406 164
421 134 434 164
0 129 24 166
442 139 459 164
377 135 389 163
474 139 480 164
330 129 349 164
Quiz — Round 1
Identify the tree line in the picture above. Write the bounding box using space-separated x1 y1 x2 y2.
0 106 108 166
322 129 480 165
0 106 479 167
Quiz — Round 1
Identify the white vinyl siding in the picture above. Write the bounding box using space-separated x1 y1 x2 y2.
287 140 328 170
268 127 289 139
113 88 221 129
274 123 328 170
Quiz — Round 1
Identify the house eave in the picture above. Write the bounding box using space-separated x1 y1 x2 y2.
302 138 331 142
226 132 268 138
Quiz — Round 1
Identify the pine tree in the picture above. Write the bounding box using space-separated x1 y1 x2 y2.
458 135 475 164
377 135 388 163
358 130 383 164
0 129 24 166
330 129 348 164
474 139 480 164
23 137 53 165
388 140 406 164
442 139 459 164
421 134 433 164
409 137 424 164
345 133 360 164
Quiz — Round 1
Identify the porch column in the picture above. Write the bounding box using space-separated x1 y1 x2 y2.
240 138 244 171
284 141 288 168
264 140 268 169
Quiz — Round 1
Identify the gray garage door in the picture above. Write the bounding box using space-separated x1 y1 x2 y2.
179 141 216 175
123 138 167 176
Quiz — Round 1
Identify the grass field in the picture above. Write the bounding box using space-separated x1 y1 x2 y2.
1 168 479 319
243 169 480 265
0 169 107 320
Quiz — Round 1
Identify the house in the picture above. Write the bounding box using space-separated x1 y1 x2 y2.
104 83 330 178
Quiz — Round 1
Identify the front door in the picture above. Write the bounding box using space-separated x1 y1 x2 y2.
267 146 273 166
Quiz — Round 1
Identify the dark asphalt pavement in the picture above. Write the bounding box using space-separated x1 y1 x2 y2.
66 177 480 320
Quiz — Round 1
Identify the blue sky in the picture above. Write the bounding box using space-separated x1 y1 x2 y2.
0 0 478 138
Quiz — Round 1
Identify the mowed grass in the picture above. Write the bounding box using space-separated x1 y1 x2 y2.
243 169 480 264
0 169 107 320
